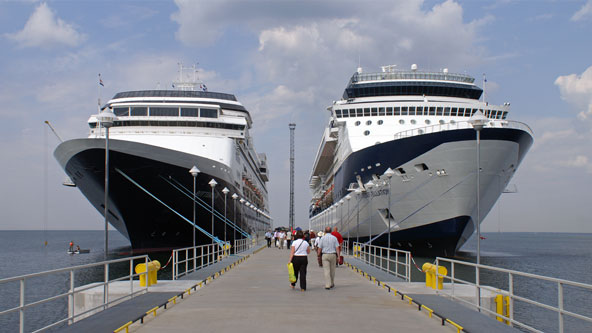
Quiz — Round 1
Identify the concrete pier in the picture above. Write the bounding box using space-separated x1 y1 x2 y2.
131 248 457 332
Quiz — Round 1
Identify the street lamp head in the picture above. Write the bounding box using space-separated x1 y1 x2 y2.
208 179 218 188
232 193 239 200
468 110 488 131
364 180 374 189
96 108 117 128
222 187 230 195
346 195 351 201
189 166 200 177
239 198 245 203
383 167 395 179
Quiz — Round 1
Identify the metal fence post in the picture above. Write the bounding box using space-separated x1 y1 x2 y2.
103 263 109 310
19 278 24 333
558 282 564 333
130 259 133 296
69 270 75 324
509 273 514 326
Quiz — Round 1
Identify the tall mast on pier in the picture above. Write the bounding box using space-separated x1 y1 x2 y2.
289 123 296 231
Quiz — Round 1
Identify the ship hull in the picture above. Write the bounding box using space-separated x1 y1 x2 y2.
55 138 269 252
311 127 533 256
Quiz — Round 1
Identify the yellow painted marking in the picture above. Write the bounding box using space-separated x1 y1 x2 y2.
168 296 177 304
186 288 191 295
147 306 159 317
404 295 413 305
113 321 132 333
392 289 397 295
422 305 434 318
446 319 463 333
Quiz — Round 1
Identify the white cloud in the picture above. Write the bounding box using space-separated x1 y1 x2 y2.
571 0 592 22
554 65 592 119
5 3 85 49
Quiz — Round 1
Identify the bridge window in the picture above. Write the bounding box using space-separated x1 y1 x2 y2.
335 109 342 118
200 108 218 118
130 107 147 116
342 109 349 118
150 107 179 117
181 108 199 117
114 107 129 116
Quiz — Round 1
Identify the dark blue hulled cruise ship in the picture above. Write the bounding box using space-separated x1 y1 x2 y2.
309 64 533 256
55 67 271 251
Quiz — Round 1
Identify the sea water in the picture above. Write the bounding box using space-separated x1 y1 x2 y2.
1 231 591 332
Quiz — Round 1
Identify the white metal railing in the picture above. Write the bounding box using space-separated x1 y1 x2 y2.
234 238 253 254
393 120 533 140
172 243 226 280
435 257 592 333
351 242 411 282
0 255 150 333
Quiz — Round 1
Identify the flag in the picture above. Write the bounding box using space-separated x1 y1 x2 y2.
99 74 104 87
202 83 207 92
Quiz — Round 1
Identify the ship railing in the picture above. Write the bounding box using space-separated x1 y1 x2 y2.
0 255 150 333
234 238 253 254
392 120 534 140
435 257 592 333
351 242 411 282
172 243 225 280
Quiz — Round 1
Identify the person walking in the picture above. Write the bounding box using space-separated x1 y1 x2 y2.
317 227 340 290
286 229 292 249
265 230 273 248
332 227 344 266
288 230 310 291
273 230 279 247
278 230 286 249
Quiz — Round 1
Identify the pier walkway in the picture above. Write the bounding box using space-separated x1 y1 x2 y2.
129 248 454 333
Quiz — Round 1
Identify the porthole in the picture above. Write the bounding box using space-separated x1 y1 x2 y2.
399 119 405 125
364 130 370 136
439 120 445 124
418 129 424 134
411 119 416 124
450 120 456 124
378 120 384 125
425 119 431 125
355 121 361 126
366 120 372 125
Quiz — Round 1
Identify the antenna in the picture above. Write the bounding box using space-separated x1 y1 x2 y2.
173 63 203 91
289 123 296 231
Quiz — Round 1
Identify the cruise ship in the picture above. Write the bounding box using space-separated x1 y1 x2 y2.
54 68 271 251
309 64 533 256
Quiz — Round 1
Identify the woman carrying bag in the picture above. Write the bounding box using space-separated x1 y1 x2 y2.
288 230 310 291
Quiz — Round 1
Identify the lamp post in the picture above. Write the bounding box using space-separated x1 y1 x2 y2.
355 188 362 244
222 187 229 243
189 166 200 269
208 179 217 242
365 180 375 245
346 195 351 244
339 199 344 231
383 168 395 248
232 193 238 252
469 110 487 311
97 108 116 260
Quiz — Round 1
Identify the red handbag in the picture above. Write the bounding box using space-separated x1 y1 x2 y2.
339 255 344 265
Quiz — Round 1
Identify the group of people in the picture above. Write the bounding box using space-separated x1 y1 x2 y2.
265 229 294 249
287 226 343 291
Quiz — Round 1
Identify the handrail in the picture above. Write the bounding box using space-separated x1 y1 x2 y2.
351 242 410 282
0 255 149 333
393 120 533 140
172 243 225 280
435 257 592 333
234 238 253 254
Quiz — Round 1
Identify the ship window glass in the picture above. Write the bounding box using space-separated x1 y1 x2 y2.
378 107 385 116
394 107 401 116
114 107 129 116
364 130 370 136
411 119 416 124
497 111 503 119
335 109 342 118
89 122 97 128
181 108 199 117
444 107 451 116
130 107 147 116
200 108 218 118
401 107 408 116
371 108 378 116
451 108 458 116
363 108 370 116
355 121 361 126
502 111 508 119
417 106 424 115
386 107 393 116
439 120 445 124
356 108 363 117
366 120 372 125
458 108 464 116
378 120 383 125
342 109 349 118
436 107 443 116
429 107 436 116
409 106 416 116
150 107 178 117
399 119 405 124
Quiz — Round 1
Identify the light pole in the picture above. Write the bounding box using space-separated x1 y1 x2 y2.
339 199 344 231
97 108 116 260
189 166 200 269
365 180 375 245
222 187 229 243
232 193 238 252
469 110 487 311
346 194 351 243
355 188 362 244
383 168 395 248
208 179 217 242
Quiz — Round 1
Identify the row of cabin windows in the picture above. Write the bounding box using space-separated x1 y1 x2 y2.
113 106 218 118
89 120 245 131
334 107 507 120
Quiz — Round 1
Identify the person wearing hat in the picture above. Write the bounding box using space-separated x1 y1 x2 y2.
317 227 341 289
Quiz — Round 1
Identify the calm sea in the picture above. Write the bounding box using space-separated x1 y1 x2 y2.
0 231 591 332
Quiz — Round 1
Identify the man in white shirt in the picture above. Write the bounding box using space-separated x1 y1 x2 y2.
317 227 341 289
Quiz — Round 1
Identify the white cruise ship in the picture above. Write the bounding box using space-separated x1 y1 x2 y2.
309 64 533 256
54 69 271 251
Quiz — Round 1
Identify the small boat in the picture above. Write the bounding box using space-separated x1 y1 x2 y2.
67 249 90 255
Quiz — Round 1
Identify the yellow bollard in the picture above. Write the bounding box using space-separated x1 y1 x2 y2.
422 263 433 288
135 261 161 287
434 265 447 290
495 295 504 322
422 263 447 290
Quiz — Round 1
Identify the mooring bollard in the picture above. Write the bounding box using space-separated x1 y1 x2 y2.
422 263 447 290
135 261 161 287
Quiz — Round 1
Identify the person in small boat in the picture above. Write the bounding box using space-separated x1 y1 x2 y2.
69 241 74 252
76 245 81 252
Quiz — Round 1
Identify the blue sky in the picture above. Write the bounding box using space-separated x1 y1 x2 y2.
1 0 591 234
